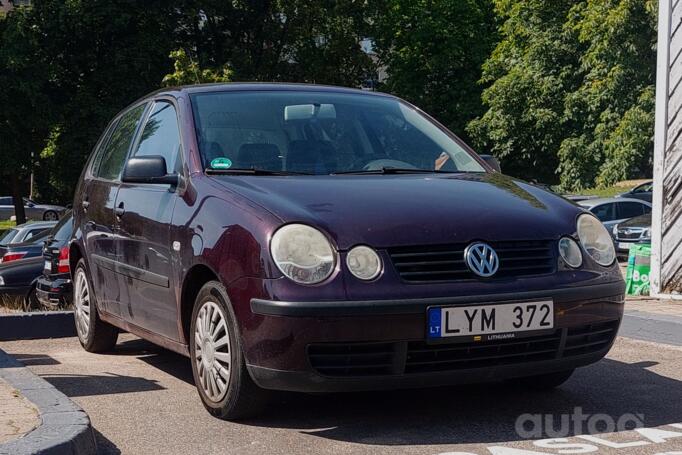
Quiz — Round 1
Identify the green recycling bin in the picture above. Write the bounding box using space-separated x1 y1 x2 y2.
625 243 651 296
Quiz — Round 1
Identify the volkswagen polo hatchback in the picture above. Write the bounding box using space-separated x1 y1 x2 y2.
71 83 625 419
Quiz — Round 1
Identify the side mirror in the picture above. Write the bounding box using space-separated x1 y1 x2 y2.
122 156 179 186
479 154 502 173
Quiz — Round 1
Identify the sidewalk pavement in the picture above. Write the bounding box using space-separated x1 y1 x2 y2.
0 377 38 445
626 294 682 316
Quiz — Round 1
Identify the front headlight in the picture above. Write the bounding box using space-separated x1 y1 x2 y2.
0 276 4 286
640 228 651 241
270 224 336 284
577 214 616 267
347 245 382 280
558 237 583 268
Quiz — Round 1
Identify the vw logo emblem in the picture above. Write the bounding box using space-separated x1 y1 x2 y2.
464 242 499 277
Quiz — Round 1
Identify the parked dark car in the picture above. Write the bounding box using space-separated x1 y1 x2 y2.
36 212 74 308
613 213 651 257
617 181 653 203
0 257 45 310
0 229 52 264
0 221 57 245
70 83 625 420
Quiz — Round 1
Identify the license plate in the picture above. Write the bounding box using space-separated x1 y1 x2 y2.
44 260 52 272
427 301 554 341
618 242 632 251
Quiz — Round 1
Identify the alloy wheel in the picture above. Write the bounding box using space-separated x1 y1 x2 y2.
194 301 232 402
74 268 91 340
44 211 58 221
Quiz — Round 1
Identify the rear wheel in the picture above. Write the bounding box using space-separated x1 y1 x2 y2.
509 369 575 390
23 286 40 312
43 210 58 221
73 259 118 352
189 281 268 420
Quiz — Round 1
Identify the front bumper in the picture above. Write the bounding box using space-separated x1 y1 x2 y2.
242 280 625 392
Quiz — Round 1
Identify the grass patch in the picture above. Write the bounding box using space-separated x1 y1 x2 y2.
0 220 15 230
576 186 628 198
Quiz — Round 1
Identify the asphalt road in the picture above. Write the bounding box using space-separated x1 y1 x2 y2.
1 326 682 455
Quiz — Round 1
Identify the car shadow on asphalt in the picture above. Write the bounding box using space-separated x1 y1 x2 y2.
111 338 682 446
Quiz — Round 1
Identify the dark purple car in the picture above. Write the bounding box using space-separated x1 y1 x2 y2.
70 83 625 419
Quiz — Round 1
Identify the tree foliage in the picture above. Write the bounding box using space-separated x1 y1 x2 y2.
372 0 497 139
469 0 657 190
162 49 233 87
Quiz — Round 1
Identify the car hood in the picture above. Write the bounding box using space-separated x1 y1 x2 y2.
210 173 583 250
619 213 651 229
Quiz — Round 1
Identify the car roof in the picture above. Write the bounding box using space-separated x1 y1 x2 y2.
140 82 397 102
577 197 650 208
15 221 57 229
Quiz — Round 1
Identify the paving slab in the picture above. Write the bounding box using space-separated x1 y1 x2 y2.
0 378 39 444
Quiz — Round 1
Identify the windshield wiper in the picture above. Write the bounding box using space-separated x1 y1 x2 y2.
332 167 458 175
206 168 313 176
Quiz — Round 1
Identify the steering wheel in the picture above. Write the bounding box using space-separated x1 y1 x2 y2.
362 159 418 171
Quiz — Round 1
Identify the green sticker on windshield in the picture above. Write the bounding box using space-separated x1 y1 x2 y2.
210 157 232 169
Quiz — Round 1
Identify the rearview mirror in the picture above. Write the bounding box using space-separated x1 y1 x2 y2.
122 156 179 186
284 103 337 121
479 154 502 173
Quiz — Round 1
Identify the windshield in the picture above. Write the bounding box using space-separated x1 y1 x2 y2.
0 229 19 246
190 91 486 175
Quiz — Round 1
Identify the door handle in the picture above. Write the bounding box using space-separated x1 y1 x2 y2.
115 203 125 218
82 200 90 211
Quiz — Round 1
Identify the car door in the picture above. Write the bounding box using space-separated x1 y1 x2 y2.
80 103 149 318
113 100 182 339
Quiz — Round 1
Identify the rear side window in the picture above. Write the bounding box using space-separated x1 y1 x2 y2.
0 197 11 205
618 202 646 219
0 229 18 245
24 228 48 241
591 203 615 222
97 104 147 180
52 213 73 242
133 102 181 173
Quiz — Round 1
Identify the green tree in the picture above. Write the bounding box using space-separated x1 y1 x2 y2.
469 0 657 190
0 6 55 223
173 0 375 86
559 0 657 189
28 0 181 203
372 0 497 140
467 0 582 184
162 49 233 87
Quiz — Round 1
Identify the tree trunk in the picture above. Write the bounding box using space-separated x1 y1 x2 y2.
10 174 27 225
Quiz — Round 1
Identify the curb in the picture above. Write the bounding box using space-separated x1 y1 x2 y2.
0 349 97 455
0 311 76 342
621 310 682 346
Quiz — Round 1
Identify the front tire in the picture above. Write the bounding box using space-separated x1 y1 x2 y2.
73 259 118 352
189 281 268 420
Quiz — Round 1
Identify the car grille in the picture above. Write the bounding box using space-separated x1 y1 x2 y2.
616 229 644 241
307 320 619 378
388 240 556 283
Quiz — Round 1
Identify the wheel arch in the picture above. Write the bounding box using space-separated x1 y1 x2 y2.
180 263 221 345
